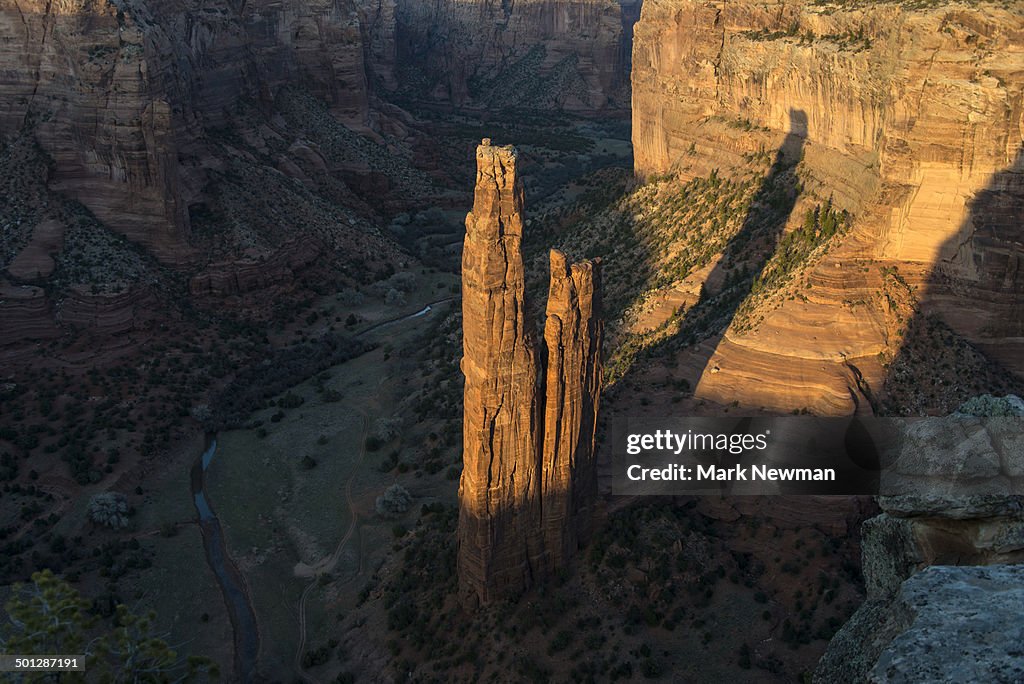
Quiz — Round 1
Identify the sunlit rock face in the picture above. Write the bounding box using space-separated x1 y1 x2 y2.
458 140 603 606
630 0 1024 415
542 250 603 569
815 395 1024 683
459 140 546 606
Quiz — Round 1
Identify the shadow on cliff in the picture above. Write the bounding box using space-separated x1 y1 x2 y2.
615 109 809 399
878 146 1024 415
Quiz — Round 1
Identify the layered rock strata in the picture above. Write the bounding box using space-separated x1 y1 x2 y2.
188 239 323 297
630 0 1024 414
459 140 602 606
0 283 59 346
0 0 398 263
56 285 156 338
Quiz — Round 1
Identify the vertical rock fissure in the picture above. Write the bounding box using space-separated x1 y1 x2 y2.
458 138 603 607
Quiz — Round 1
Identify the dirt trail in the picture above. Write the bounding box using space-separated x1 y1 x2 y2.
291 297 444 681
293 412 369 683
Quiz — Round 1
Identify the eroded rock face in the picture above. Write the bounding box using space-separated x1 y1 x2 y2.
459 140 602 606
188 239 323 297
0 284 59 346
0 0 393 263
393 0 627 112
542 250 603 568
0 0 627 272
459 141 546 604
630 0 1024 414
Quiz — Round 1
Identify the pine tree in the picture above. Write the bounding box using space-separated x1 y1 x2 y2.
0 569 219 682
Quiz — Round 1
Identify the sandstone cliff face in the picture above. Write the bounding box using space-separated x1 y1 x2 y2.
0 284 59 346
630 0 1024 414
542 250 603 567
393 0 626 112
459 140 546 603
459 140 602 606
0 0 187 261
0 0 394 263
188 239 323 297
0 0 627 275
56 285 156 337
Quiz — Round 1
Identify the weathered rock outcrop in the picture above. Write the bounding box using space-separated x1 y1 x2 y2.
541 250 603 567
459 140 603 606
816 564 1024 684
6 220 64 280
56 285 156 337
0 283 59 346
188 239 323 297
393 0 627 112
815 395 1024 682
630 0 1024 414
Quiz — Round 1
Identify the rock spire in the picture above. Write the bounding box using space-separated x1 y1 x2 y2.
458 139 603 607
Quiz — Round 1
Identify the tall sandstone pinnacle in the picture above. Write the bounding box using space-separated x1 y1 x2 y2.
458 139 603 607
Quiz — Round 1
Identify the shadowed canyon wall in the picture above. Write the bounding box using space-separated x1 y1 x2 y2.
0 0 630 270
459 140 603 606
631 0 1024 415
0 0 400 263
392 0 628 112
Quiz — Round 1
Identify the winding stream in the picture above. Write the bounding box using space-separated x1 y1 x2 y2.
187 296 453 681
355 297 455 337
190 437 260 682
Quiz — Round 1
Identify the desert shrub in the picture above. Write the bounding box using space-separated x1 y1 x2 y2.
88 492 129 529
376 484 412 518
302 645 331 669
388 272 417 293
957 394 1024 417
373 417 401 442
279 392 304 409
641 658 665 678
189 404 212 423
337 289 365 306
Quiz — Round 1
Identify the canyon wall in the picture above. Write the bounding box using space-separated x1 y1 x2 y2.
631 0 1024 414
0 0 629 270
0 0 393 263
393 0 627 112
459 140 602 606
